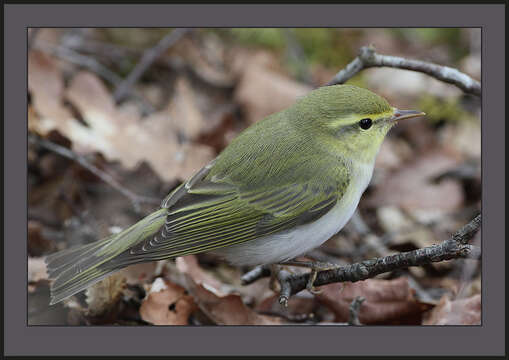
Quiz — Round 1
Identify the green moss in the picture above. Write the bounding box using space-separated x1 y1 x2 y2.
389 28 468 63
100 28 174 48
418 94 473 125
225 28 358 69
228 28 286 50
294 28 357 68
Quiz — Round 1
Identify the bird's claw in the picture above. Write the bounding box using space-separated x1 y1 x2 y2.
305 269 323 294
279 295 289 307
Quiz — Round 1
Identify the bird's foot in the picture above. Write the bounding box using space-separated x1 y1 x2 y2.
278 260 342 295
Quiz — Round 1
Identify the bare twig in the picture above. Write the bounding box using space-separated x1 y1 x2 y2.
32 40 155 115
241 264 272 285
113 28 191 103
243 215 481 304
452 214 482 244
28 134 160 212
348 296 365 326
282 28 313 85
327 45 481 97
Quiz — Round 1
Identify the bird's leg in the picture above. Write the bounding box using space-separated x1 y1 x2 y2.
278 260 342 294
269 264 281 292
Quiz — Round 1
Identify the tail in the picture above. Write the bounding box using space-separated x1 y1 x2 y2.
45 208 167 305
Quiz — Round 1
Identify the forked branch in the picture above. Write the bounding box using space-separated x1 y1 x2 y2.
242 214 481 305
327 45 481 97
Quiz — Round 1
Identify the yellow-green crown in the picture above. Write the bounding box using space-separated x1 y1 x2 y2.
293 84 392 119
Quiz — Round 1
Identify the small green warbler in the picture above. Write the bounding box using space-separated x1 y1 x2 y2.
46 84 424 305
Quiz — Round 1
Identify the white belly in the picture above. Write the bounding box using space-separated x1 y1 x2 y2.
215 162 374 266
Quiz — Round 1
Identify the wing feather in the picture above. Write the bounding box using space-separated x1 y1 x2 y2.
115 156 350 263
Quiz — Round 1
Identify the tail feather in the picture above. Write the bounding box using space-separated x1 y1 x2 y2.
46 209 167 305
48 267 118 305
46 236 114 279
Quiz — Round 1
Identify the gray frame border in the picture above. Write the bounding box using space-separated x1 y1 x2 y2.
5 4 505 356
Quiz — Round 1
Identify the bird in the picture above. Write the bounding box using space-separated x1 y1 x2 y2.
45 84 425 305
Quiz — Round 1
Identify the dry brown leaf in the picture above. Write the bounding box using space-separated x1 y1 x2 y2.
441 120 481 159
176 255 227 295
316 277 431 324
375 138 414 171
235 277 275 308
255 293 318 322
28 51 73 134
28 220 56 256
423 294 481 325
85 273 126 317
177 34 234 88
366 149 464 214
28 257 48 283
233 50 311 124
176 256 283 325
139 278 196 325
118 262 158 286
29 64 216 182
167 77 207 140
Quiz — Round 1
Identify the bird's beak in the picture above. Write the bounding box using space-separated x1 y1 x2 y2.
391 108 426 122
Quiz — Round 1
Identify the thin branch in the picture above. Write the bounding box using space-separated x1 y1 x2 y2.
327 45 481 97
113 28 191 103
32 40 155 115
348 296 365 326
241 264 272 285
243 214 481 304
28 134 160 212
282 28 313 85
453 213 482 244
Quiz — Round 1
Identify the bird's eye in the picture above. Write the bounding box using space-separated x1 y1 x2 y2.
359 118 373 130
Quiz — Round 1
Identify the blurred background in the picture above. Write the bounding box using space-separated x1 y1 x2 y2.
28 28 481 326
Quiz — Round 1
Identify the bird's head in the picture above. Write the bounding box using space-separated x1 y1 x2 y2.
291 84 425 164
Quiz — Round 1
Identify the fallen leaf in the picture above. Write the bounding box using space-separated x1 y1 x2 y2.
85 273 126 317
28 51 73 134
233 50 311 124
423 294 481 325
176 256 283 325
139 277 196 325
366 149 464 215
441 120 481 160
316 277 432 324
255 293 319 323
28 220 56 256
167 76 207 140
376 206 414 234
119 262 158 286
30 63 215 182
28 257 48 283
176 34 234 88
176 256 229 296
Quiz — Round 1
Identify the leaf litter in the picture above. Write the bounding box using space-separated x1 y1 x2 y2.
28 28 481 326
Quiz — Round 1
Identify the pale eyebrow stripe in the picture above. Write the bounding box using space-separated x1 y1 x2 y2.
328 118 358 129
329 110 393 130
